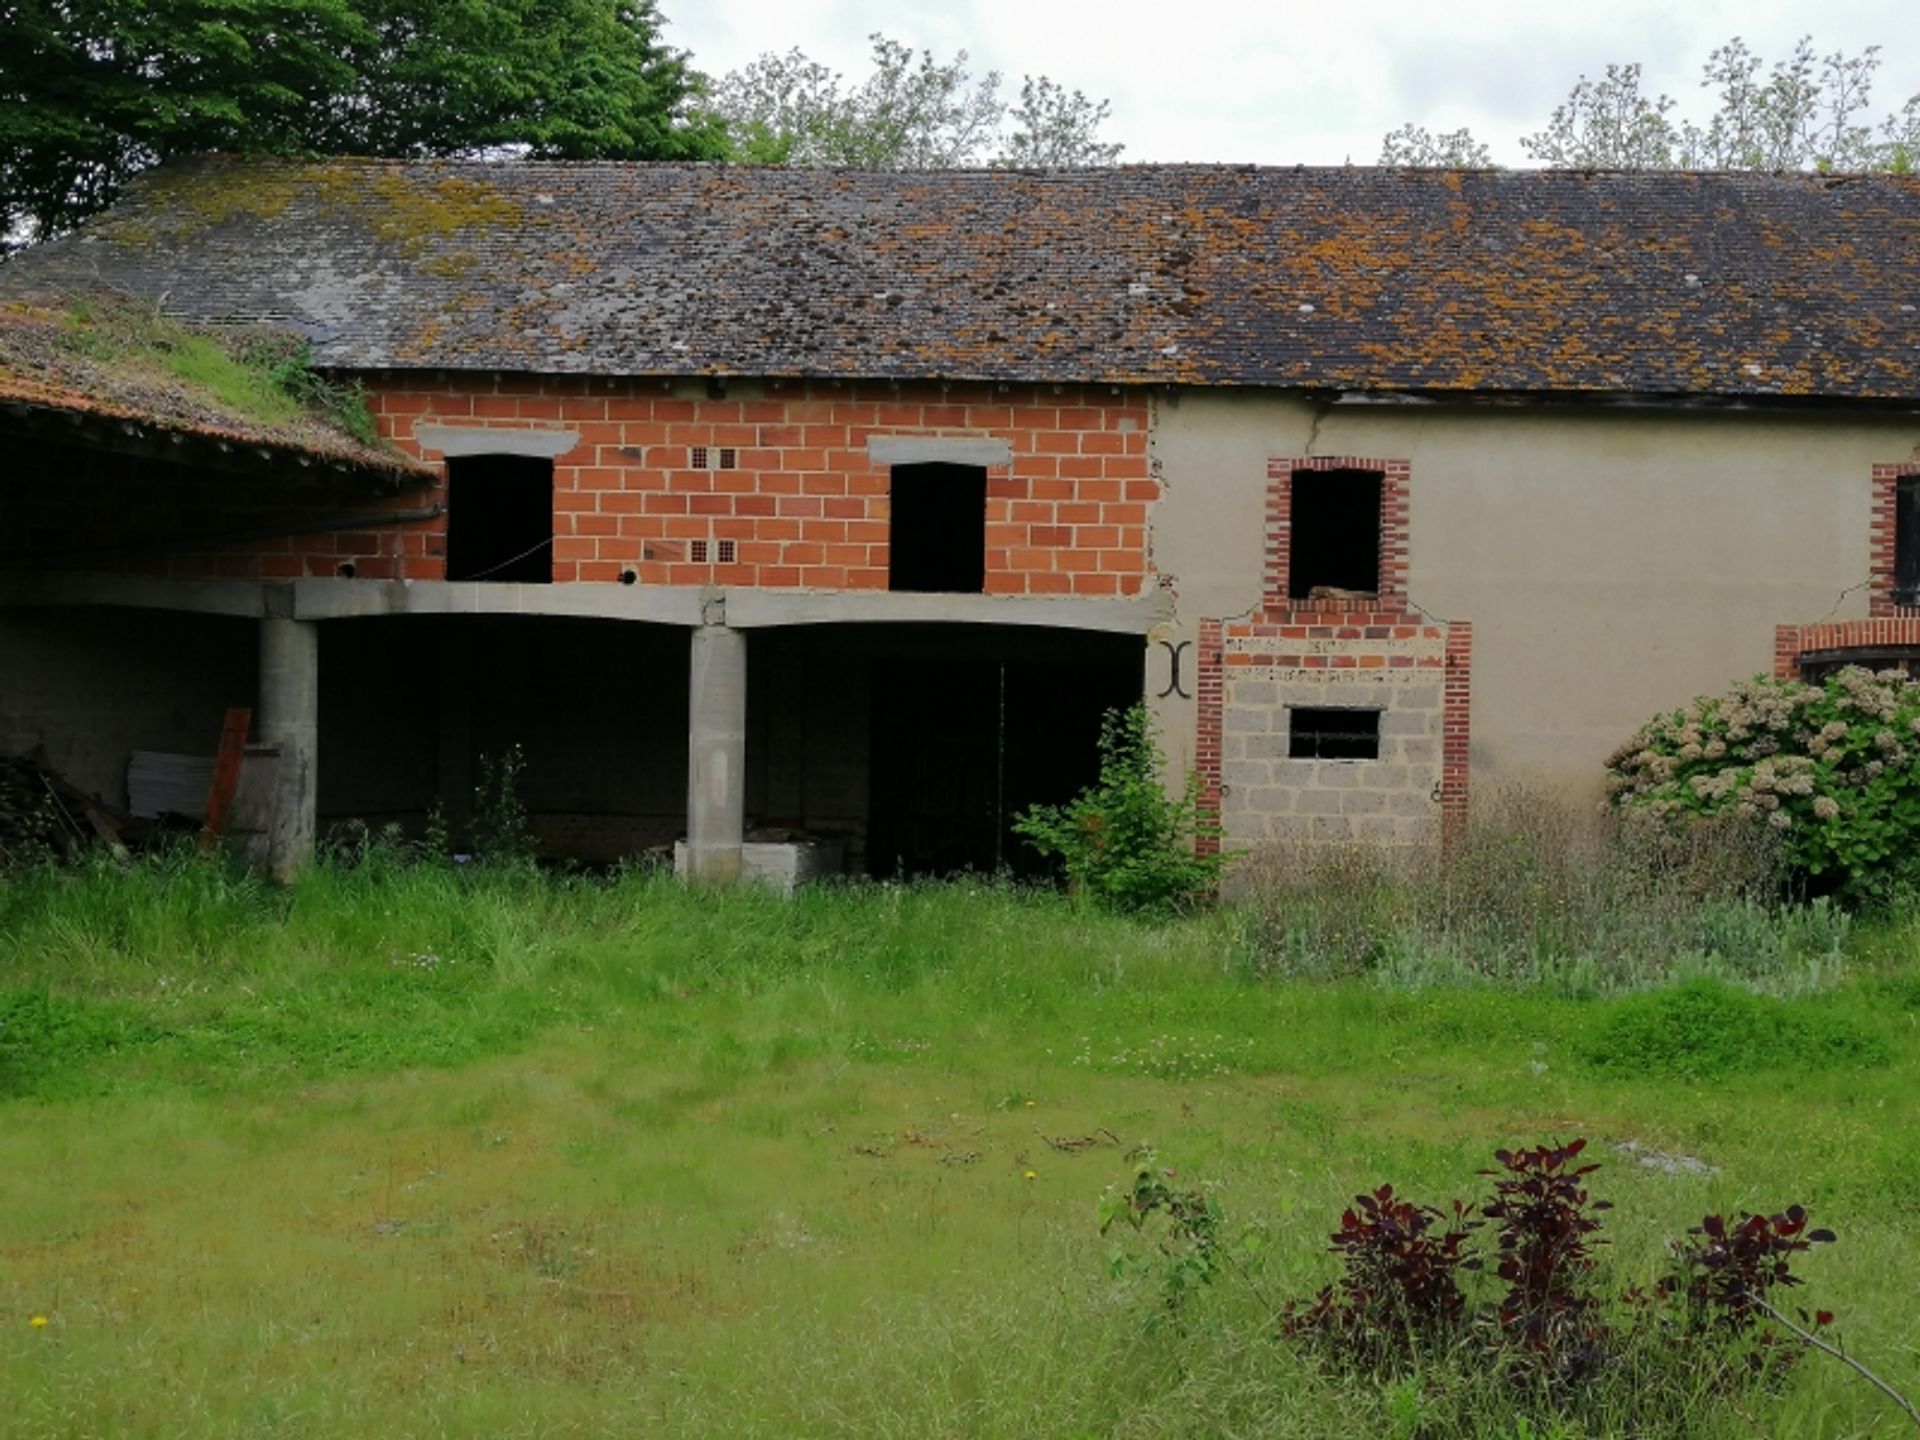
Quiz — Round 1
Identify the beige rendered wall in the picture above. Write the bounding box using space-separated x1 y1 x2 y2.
1149 391 1920 807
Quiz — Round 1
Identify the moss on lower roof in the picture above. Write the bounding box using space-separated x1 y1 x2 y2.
0 291 429 479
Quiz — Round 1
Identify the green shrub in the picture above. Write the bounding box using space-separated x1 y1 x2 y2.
1013 705 1220 915
1606 667 1920 903
1581 979 1891 1078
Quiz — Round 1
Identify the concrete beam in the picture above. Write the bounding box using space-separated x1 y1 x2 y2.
2 572 1167 637
866 435 1013 468
258 616 318 883
287 578 708 625
723 586 1171 634
684 624 747 885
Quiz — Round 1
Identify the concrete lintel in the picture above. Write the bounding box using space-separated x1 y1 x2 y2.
0 572 1169 637
287 578 708 626
724 587 1170 634
0 572 267 618
867 436 1013 468
414 423 581 459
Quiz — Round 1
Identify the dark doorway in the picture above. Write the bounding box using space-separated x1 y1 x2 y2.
889 463 986 593
865 630 1142 877
1289 467 1382 598
445 455 553 583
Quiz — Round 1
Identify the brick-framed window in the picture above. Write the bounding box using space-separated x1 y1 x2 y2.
1264 457 1410 613
1869 462 1920 616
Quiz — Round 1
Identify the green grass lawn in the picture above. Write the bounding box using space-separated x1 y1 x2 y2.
3 857 1918 1437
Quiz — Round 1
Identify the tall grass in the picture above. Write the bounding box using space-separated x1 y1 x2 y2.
3 845 1918 1437
1236 789 1849 996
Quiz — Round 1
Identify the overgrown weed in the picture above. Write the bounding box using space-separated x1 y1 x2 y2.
1236 787 1847 996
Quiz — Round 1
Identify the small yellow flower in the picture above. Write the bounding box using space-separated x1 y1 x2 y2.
1023 1169 1038 1181
1024 1099 1036 1108
29 1315 48 1328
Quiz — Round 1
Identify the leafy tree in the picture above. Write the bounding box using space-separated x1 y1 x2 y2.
1379 124 1493 168
704 32 1123 169
1520 61 1682 168
1379 35 1919 171
0 0 724 246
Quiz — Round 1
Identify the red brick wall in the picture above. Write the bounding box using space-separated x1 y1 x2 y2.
1774 618 1920 679
370 375 1155 594
1263 456 1412 613
1868 462 1920 617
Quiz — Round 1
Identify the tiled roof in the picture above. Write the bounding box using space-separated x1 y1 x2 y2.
0 293 431 478
4 156 1918 401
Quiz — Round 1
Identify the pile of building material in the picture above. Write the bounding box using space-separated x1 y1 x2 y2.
0 749 129 863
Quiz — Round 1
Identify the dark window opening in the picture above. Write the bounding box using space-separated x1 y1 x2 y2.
1896 475 1920 608
1289 707 1381 760
1799 648 1920 685
889 462 986 593
1289 468 1382 599
445 455 553 583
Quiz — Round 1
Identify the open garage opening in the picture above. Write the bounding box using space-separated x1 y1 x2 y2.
747 624 1143 880
319 615 687 862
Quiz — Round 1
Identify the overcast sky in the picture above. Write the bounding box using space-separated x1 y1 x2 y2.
665 0 1920 166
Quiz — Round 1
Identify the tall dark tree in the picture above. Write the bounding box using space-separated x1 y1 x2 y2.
0 1 724 245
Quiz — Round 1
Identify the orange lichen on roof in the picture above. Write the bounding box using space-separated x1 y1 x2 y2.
4 157 1917 402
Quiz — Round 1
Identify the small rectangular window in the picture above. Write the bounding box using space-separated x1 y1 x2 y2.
1896 474 1920 608
889 462 986 593
1290 468 1382 600
1289 707 1381 760
445 454 553 583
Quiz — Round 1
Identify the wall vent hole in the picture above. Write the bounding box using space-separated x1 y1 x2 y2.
690 539 709 563
717 447 739 470
690 445 709 470
716 539 737 564
1288 707 1382 761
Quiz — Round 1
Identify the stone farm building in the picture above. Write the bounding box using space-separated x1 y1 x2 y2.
1 158 1917 881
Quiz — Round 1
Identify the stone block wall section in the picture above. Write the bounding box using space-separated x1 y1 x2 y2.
1194 454 1472 857
1198 612 1470 850
369 375 1155 594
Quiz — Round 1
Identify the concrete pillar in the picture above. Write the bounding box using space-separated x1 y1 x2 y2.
258 616 318 883
685 624 747 884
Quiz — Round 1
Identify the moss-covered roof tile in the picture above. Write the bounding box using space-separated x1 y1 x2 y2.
4 156 1917 402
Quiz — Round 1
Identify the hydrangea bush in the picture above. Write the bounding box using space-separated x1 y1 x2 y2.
1605 667 1920 902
